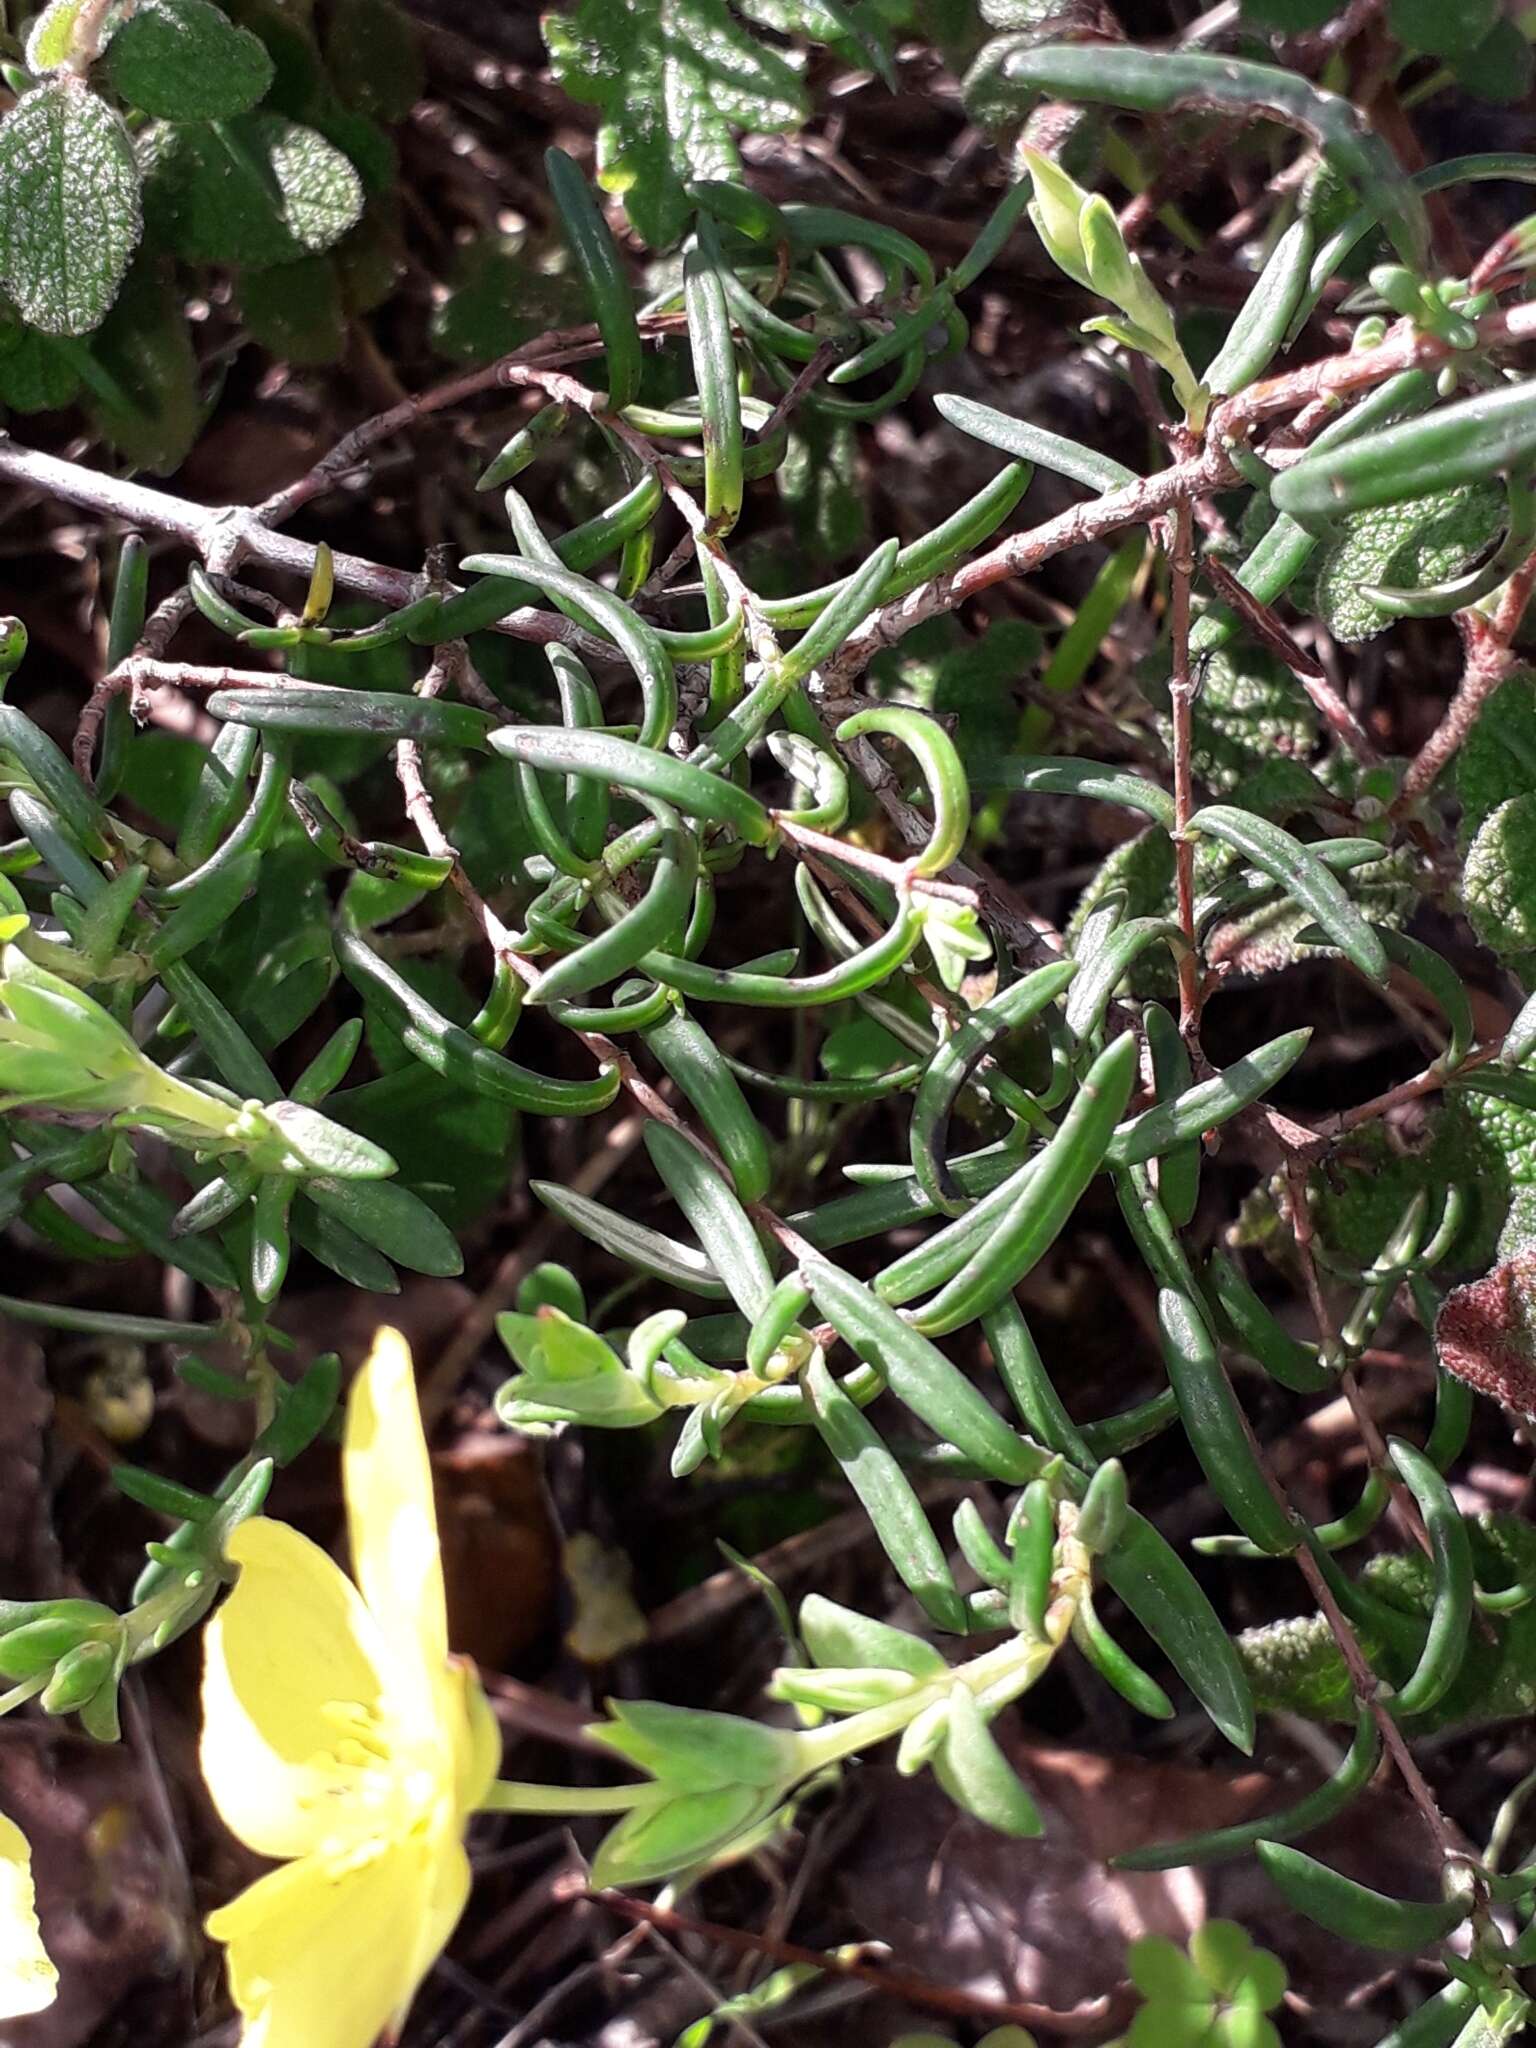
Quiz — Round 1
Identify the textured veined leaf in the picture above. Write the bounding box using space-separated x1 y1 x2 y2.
543 0 811 247
1313 483 1504 644
140 112 363 270
1458 671 1536 843
0 80 141 337
1463 794 1536 961
107 0 274 120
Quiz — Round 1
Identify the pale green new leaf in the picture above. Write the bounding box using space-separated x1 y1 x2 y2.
543 0 810 247
1022 145 1091 288
589 1782 773 1888
0 80 141 336
24 0 90 70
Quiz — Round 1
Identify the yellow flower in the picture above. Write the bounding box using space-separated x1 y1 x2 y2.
0 1811 55 2017
201 1329 499 2048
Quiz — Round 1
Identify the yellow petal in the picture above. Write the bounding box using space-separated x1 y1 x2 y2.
411 1833 472 2006
343 1328 448 1705
0 1811 56 2018
201 1518 393 1860
449 1658 501 1819
208 1830 452 2048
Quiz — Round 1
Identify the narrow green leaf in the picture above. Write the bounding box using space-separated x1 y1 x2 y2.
1204 216 1314 398
804 1354 967 1632
1256 1842 1468 1951
996 756 1175 828
1272 380 1536 528
1185 804 1390 985
806 1257 1041 1483
914 1032 1138 1336
531 1180 729 1298
1102 1511 1256 1752
491 727 772 845
545 145 642 409
645 1122 774 1317
935 392 1137 494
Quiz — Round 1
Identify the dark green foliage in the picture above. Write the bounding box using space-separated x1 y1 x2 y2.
7 13 1536 2021
1458 671 1536 840
239 255 346 365
430 240 588 365
0 0 422 467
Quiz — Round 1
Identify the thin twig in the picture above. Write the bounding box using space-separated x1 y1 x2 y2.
1284 1164 1430 1556
1326 1042 1499 1136
772 815 979 910
589 1893 1116 2037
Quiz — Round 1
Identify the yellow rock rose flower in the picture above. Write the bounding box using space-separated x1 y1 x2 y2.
200 1328 500 2048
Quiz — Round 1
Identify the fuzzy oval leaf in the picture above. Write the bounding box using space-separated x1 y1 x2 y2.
141 112 362 269
108 0 275 120
0 80 141 336
1313 483 1504 644
1458 671 1536 842
1464 793 1536 960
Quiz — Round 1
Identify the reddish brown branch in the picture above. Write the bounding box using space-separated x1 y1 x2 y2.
1393 611 1522 817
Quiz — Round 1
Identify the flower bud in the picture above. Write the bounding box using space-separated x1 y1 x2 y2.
40 1638 118 1715
0 1599 120 1679
769 1665 923 1714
